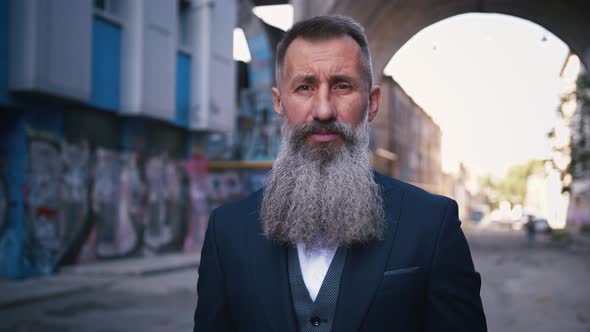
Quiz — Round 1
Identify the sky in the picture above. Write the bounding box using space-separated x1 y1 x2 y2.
238 7 571 179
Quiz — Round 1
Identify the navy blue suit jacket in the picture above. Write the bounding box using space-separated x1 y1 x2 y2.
194 172 487 331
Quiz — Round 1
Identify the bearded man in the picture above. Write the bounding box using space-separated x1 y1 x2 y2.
194 15 487 332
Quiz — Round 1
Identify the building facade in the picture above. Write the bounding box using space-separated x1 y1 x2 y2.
373 76 443 194
562 54 590 230
0 0 237 277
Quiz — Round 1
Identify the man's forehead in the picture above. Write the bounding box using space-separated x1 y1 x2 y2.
282 36 362 77
284 35 361 59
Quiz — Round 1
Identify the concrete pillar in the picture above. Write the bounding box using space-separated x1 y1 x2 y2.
120 0 144 115
583 47 590 72
190 0 214 130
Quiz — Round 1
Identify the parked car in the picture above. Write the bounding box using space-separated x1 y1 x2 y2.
519 214 551 233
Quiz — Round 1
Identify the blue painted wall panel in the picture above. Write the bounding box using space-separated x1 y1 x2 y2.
90 18 121 112
121 117 148 151
0 0 13 106
0 106 64 278
0 114 27 278
175 53 191 127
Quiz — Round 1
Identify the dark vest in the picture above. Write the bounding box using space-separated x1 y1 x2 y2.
287 247 347 332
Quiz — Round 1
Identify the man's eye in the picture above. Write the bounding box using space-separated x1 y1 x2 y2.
297 85 312 91
335 84 351 90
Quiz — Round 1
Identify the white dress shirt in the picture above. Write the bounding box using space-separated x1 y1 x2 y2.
296 243 337 302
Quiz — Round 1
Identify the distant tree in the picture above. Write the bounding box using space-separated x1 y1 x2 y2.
569 72 590 182
477 174 499 208
479 160 545 208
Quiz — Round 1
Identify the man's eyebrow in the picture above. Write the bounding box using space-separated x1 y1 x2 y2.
329 75 358 85
290 74 317 84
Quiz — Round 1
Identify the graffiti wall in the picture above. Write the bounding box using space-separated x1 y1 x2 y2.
0 114 28 278
0 127 215 277
237 89 281 161
25 139 62 274
0 113 274 278
183 155 209 252
208 168 269 210
0 172 6 235
78 151 198 263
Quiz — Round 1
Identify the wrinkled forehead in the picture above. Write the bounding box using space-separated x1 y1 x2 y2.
279 36 364 83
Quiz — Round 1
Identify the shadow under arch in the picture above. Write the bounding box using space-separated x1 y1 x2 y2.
318 0 590 76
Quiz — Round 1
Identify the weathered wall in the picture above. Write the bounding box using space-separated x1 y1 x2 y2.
302 0 590 77
0 108 224 278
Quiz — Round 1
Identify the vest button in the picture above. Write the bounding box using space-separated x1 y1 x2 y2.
310 316 321 326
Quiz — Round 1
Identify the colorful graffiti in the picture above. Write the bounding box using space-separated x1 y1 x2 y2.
184 155 209 252
1 129 273 277
25 139 62 274
80 149 145 262
143 155 188 253
58 141 91 263
238 89 281 161
0 171 6 235
208 168 269 210
92 148 123 258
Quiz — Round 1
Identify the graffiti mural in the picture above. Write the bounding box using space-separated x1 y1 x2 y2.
184 155 208 252
89 148 146 259
118 152 145 254
0 170 6 235
2 125 274 277
25 139 62 274
57 141 90 264
208 171 243 210
207 169 269 210
92 148 121 258
238 89 281 161
143 155 187 253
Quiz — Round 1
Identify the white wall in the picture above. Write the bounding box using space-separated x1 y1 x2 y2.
141 0 176 121
9 0 92 101
208 0 237 135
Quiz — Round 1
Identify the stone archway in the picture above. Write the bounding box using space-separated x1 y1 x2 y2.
294 0 590 76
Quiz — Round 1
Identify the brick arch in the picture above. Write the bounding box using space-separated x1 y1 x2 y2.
301 0 590 78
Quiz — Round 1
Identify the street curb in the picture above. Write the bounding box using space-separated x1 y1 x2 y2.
0 252 201 308
59 252 201 277
570 233 590 252
0 275 120 309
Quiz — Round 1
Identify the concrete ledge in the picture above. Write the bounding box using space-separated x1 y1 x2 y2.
59 252 201 277
571 233 590 252
0 252 201 308
0 274 119 308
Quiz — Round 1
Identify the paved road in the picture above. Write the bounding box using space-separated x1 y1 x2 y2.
470 229 590 332
0 230 588 332
0 269 198 332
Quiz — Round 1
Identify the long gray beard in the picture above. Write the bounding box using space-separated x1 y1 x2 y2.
260 116 385 249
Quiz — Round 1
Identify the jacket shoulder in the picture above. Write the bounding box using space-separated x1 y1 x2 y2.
210 189 263 230
374 171 454 208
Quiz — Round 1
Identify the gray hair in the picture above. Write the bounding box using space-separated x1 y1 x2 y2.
260 113 385 249
275 15 374 90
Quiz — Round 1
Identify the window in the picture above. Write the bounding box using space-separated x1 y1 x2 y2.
178 0 191 49
94 0 124 21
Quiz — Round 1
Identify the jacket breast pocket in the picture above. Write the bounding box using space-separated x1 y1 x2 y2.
365 267 427 330
377 266 424 294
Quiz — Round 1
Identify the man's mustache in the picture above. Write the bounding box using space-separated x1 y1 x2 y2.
288 120 355 145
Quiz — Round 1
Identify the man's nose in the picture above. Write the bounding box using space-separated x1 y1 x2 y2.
311 88 336 121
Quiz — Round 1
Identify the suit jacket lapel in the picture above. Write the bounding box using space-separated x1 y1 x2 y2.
332 173 404 332
246 194 297 332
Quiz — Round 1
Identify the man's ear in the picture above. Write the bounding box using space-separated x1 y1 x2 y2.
272 87 282 116
368 85 381 122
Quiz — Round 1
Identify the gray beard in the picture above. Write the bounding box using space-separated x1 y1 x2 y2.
260 115 385 249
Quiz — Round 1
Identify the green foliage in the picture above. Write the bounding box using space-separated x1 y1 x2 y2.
569 72 590 180
499 160 545 204
551 229 572 243
478 160 545 208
